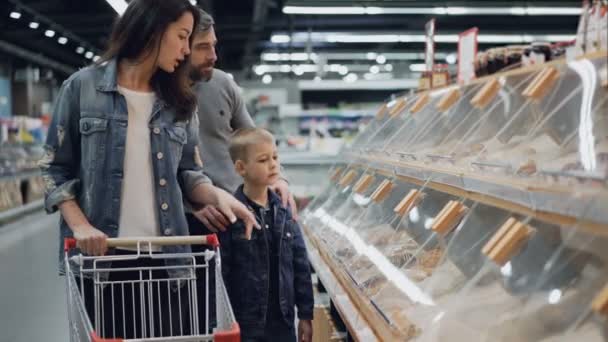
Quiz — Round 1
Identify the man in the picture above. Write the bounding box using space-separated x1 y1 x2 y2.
188 9 296 234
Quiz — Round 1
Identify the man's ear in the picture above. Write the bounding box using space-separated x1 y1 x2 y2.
234 160 246 176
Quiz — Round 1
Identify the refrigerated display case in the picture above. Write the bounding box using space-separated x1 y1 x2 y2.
301 51 608 341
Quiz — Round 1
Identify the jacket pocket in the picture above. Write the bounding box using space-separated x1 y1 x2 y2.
79 117 108 171
164 125 187 162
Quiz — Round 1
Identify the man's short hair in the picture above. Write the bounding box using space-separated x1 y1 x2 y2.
229 128 275 162
195 8 215 34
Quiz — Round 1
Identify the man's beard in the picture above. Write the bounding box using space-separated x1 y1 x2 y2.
190 64 214 82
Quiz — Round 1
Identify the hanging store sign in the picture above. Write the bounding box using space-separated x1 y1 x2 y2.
458 27 479 85
424 19 436 73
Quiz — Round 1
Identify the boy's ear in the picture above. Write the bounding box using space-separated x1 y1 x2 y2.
234 160 246 176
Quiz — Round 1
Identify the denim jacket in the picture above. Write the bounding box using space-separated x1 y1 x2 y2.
218 186 314 335
39 60 211 274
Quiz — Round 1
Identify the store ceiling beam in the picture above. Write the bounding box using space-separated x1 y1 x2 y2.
0 39 75 75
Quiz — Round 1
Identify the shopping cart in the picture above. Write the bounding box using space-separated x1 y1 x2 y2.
63 235 240 342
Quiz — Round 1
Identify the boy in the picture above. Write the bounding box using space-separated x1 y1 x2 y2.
219 128 314 342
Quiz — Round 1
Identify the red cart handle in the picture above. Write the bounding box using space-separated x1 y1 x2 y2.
64 234 219 252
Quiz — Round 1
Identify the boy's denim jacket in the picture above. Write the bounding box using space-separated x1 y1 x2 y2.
218 186 314 335
39 60 211 275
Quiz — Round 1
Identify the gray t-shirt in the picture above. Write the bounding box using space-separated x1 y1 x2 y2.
194 69 254 193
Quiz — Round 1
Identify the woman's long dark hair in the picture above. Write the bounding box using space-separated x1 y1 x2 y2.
100 0 200 121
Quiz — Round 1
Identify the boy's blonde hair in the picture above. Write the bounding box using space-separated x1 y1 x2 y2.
229 128 275 162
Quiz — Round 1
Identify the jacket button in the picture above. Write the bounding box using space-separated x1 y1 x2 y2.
161 203 169 210
164 228 172 236
153 127 161 134
159 178 167 186
157 152 164 160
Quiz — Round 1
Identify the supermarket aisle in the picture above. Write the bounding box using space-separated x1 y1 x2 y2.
0 211 69 342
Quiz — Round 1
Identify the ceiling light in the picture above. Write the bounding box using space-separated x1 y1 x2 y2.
271 34 291 44
370 65 380 74
281 5 581 16
262 74 272 84
29 22 39 29
76 46 85 54
384 64 393 72
85 51 94 59
9 11 21 19
93 56 101 62
284 6 366 15
376 55 387 64
277 32 575 44
446 53 457 65
279 65 292 73
254 65 266 75
338 66 349 76
525 7 581 15
314 76 322 82
509 7 526 15
105 0 128 15
293 66 304 76
189 0 197 4
343 73 358 83
45 30 56 38
410 64 427 72
261 50 448 62
57 37 68 45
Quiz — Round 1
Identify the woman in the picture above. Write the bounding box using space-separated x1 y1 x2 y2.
40 0 255 338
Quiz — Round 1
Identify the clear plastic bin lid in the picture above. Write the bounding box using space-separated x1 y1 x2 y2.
420 214 608 342
472 56 608 193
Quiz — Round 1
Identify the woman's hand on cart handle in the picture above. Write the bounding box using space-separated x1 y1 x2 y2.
72 224 108 256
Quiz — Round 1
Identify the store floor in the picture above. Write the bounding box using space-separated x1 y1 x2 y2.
0 211 69 342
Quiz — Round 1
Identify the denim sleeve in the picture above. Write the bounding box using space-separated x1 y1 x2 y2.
291 219 314 320
38 78 81 214
179 110 212 196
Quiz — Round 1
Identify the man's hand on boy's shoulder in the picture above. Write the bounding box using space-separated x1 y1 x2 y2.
298 320 313 342
270 178 298 219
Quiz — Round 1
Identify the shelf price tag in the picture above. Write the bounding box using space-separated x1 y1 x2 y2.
522 67 560 101
471 78 501 109
437 88 461 112
394 189 425 216
389 98 408 117
376 103 388 119
353 174 374 194
370 179 394 203
339 170 357 187
431 200 469 236
591 283 608 316
482 217 534 266
330 167 344 182
410 93 431 114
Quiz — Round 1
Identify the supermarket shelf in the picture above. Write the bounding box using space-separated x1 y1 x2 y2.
303 226 378 342
0 170 40 181
280 152 344 166
304 225 413 341
0 199 44 226
352 157 608 237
